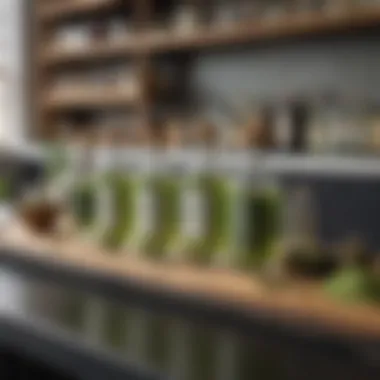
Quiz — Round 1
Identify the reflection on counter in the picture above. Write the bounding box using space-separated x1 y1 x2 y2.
1 268 375 380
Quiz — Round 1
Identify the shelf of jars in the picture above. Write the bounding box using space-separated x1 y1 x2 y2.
40 6 380 67
39 86 380 172
142 7 380 55
39 7 137 67
37 0 123 23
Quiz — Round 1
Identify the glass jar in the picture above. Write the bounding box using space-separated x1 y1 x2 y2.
261 0 291 22
212 0 240 28
142 146 183 260
172 2 201 35
274 100 293 152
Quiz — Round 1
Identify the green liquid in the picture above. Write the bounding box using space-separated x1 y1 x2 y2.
190 175 232 266
143 177 181 260
102 174 137 251
71 181 97 229
239 190 282 269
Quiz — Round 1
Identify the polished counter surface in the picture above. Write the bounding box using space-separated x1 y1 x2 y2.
1 255 380 380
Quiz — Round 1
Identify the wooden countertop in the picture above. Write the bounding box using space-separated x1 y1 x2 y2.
1 223 380 341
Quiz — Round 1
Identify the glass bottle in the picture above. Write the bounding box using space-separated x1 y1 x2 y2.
70 126 109 245
322 93 346 154
308 95 327 154
143 121 183 260
175 123 207 263
101 146 132 252
274 99 293 153
186 121 231 266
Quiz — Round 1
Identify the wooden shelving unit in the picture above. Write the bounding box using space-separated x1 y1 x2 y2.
39 9 380 67
37 0 123 23
41 41 139 66
33 1 380 140
44 89 138 111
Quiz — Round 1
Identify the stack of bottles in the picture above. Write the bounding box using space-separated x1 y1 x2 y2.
53 123 285 273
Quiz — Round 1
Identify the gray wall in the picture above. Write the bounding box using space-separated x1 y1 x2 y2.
192 33 380 120
192 32 380 250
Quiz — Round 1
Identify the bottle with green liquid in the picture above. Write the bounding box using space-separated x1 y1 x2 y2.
179 149 208 263
69 145 96 233
195 147 283 272
70 136 111 244
143 123 184 260
101 147 154 254
143 147 182 260
230 165 284 271
101 147 133 252
187 148 234 267
41 130 72 204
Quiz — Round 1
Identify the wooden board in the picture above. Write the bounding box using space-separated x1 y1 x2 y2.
1 223 380 341
40 9 380 65
38 0 122 22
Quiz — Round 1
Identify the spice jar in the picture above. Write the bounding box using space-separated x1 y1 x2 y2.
261 0 292 22
244 105 276 150
213 0 240 28
197 120 221 149
172 1 201 35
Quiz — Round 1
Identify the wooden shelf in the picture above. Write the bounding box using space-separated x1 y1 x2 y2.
41 40 138 67
38 0 122 22
40 9 380 67
143 9 380 54
44 89 138 111
2 230 380 341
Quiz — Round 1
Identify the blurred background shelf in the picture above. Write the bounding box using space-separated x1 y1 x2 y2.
143 9 380 54
38 0 123 23
43 91 139 111
40 10 380 67
41 41 139 67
